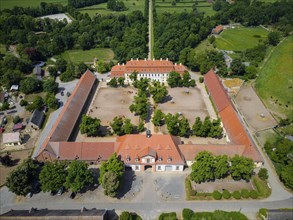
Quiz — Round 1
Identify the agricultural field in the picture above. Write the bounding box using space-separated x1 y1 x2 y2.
254 35 293 121
0 0 67 9
58 48 114 64
78 0 145 17
215 26 269 51
155 0 215 16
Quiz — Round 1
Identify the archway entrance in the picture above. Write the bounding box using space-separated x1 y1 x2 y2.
144 165 152 171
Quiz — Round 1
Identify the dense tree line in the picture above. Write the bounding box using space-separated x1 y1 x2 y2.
167 72 196 88
191 151 255 183
264 138 293 190
68 0 107 8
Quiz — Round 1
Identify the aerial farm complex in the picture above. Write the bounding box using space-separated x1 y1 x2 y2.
35 60 263 172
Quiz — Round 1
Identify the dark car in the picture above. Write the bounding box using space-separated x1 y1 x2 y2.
61 91 64 96
57 187 65 196
70 192 76 199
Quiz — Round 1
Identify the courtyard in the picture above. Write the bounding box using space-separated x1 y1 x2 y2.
158 87 210 124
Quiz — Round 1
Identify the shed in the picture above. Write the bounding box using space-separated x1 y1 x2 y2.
13 123 23 132
28 109 45 130
2 132 21 146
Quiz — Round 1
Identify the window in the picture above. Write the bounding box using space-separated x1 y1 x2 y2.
158 166 161 170
146 159 150 163
176 166 180 170
135 166 139 170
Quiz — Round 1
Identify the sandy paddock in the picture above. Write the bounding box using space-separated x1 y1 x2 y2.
158 87 210 124
235 85 277 131
88 87 139 126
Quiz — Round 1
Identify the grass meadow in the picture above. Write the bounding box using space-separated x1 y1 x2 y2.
254 35 293 120
155 0 215 16
58 48 114 64
215 26 269 51
0 0 67 9
78 0 145 17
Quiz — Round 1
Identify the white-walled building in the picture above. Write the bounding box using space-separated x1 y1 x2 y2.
2 132 21 146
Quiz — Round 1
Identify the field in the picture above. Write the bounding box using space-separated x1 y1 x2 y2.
78 0 145 17
155 0 215 16
158 87 209 124
215 26 269 51
0 0 67 9
59 48 114 64
193 38 214 53
254 35 293 120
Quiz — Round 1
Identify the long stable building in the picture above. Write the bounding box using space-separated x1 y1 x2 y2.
36 69 263 172
110 59 187 84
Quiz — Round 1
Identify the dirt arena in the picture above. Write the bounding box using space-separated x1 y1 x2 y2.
158 87 210 124
88 87 140 126
235 85 277 131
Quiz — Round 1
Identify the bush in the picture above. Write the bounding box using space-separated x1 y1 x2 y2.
13 116 20 124
241 189 250 199
259 208 267 218
20 99 28 106
222 190 231 199
159 212 177 220
185 178 197 197
258 168 269 180
120 211 132 220
250 190 258 199
199 76 204 83
232 190 241 199
182 208 194 220
212 190 222 200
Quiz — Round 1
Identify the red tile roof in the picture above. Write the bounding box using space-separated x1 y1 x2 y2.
36 70 96 159
115 134 185 165
212 25 223 34
204 69 232 112
179 144 246 161
111 60 187 78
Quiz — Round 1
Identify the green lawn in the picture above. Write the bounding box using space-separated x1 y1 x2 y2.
255 35 293 120
194 38 215 53
78 0 145 17
59 48 114 64
0 0 67 9
155 0 215 16
215 26 269 51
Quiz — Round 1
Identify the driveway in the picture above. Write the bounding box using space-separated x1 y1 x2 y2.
32 79 78 158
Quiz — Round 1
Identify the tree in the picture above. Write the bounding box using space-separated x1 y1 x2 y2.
133 78 149 90
182 72 195 87
165 113 180 135
110 116 125 136
118 77 125 87
129 71 138 82
79 32 94 50
26 96 44 111
129 90 149 120
230 155 254 181
214 155 229 179
44 93 59 110
107 77 118 87
231 58 246 76
167 71 181 88
268 32 280 46
56 58 67 73
43 78 58 94
120 211 133 220
48 66 58 77
76 63 87 78
182 208 194 220
178 116 190 137
209 119 223 138
258 168 268 180
138 120 145 132
0 153 13 167
97 60 110 73
20 99 28 106
212 190 222 200
152 109 165 126
6 159 39 196
192 117 204 136
13 116 20 124
64 160 94 193
20 77 42 94
98 153 124 185
80 115 101 136
190 151 215 183
39 161 67 192
102 171 120 197
149 81 168 103
280 163 293 189
122 118 134 134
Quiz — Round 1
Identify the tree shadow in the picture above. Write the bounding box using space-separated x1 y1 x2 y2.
160 95 173 104
22 134 31 144
107 209 119 220
116 170 135 199
97 125 110 137
80 168 99 193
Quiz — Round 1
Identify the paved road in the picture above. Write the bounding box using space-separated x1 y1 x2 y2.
32 79 78 158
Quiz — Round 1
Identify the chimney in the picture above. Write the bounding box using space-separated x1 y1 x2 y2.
29 208 35 213
122 63 124 66
144 58 146 61
131 58 133 61
175 63 177 66
153 58 155 61
146 129 151 138
137 58 138 61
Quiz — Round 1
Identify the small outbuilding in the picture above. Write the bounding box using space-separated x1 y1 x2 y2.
2 132 21 146
10 85 19 91
28 109 45 130
212 25 223 35
13 123 23 132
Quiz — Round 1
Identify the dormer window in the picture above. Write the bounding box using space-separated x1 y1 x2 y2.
167 156 172 162
126 155 131 162
158 157 162 162
135 156 139 162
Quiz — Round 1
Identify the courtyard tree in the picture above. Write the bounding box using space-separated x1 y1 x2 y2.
64 160 94 193
137 120 145 132
182 72 196 87
102 171 120 197
178 116 190 137
6 159 39 196
214 155 229 179
122 118 134 134
118 77 125 87
167 71 182 88
149 81 168 103
152 109 165 126
44 93 59 110
230 155 254 181
165 113 180 135
190 151 215 183
111 116 125 135
39 161 68 192
133 78 149 90
99 153 124 185
43 78 58 94
192 117 204 136
129 71 138 82
129 90 149 120
107 77 118 87
80 115 101 136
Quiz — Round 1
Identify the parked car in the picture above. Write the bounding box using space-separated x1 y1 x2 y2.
61 91 64 96
66 92 71 97
57 187 64 196
26 192 32 198
70 192 76 199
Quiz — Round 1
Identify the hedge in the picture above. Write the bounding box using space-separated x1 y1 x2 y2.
212 190 222 200
182 208 194 220
159 212 177 220
222 190 231 199
232 190 241 199
241 189 250 198
250 190 258 199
